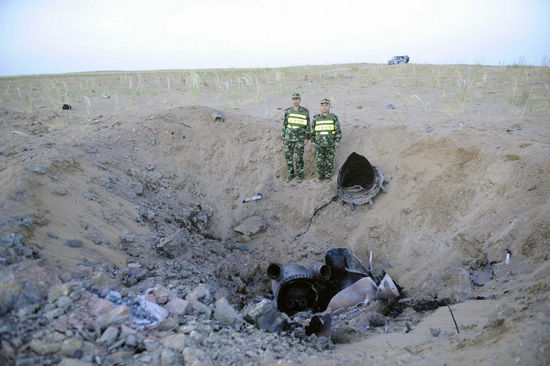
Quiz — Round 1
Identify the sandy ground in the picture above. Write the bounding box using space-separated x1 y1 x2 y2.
1 63 549 365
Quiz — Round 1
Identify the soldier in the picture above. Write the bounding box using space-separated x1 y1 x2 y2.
281 92 310 183
311 98 342 182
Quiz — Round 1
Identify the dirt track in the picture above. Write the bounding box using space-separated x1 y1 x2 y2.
1 64 549 365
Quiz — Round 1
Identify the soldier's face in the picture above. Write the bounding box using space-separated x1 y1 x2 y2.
321 103 330 114
292 98 300 108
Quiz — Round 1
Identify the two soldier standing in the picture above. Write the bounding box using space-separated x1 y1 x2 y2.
281 93 342 183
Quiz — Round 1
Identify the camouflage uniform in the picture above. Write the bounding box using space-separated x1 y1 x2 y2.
281 106 310 181
311 112 342 180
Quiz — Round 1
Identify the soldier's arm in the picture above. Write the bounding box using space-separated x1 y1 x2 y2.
334 115 342 142
305 112 311 141
281 110 289 141
310 115 316 145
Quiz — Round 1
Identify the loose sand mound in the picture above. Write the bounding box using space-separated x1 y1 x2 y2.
1 64 549 365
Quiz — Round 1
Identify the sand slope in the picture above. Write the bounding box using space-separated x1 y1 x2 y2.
1 63 549 364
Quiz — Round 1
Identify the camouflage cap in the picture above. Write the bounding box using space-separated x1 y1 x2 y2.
320 98 330 105
292 92 301 99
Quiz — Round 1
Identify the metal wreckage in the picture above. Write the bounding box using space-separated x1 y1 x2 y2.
267 153 396 335
337 152 389 210
268 248 400 316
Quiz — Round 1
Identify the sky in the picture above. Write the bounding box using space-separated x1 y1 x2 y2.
0 0 549 76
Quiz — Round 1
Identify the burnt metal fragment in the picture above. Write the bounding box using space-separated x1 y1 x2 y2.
337 152 389 209
267 248 392 316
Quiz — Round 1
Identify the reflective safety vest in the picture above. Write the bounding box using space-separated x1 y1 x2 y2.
286 112 308 129
314 117 335 135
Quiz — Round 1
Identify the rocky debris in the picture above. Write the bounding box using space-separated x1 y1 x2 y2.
161 347 184 365
214 297 243 329
84 227 110 246
330 326 363 344
163 333 187 352
187 283 214 305
165 297 192 316
99 326 119 346
97 305 130 329
65 239 83 248
234 215 266 237
429 327 449 337
145 286 172 305
140 297 169 323
242 299 287 332
156 229 190 258
0 232 40 265
29 338 62 355
24 163 47 174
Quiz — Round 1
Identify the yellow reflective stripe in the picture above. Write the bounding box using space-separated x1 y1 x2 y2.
287 117 307 126
315 124 334 131
288 113 307 119
288 125 303 129
317 131 336 135
314 119 335 132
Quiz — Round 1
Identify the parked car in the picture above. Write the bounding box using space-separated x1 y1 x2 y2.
388 55 410 65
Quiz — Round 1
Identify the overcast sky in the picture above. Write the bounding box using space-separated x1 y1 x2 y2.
1 0 549 76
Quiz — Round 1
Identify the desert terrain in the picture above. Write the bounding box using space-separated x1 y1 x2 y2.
0 63 549 365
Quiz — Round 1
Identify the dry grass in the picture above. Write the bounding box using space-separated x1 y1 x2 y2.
0 64 549 119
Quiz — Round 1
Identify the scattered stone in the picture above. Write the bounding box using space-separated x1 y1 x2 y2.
16 216 34 228
55 187 68 195
165 297 192 315
100 326 119 346
242 299 286 332
30 338 62 355
16 303 40 319
96 305 130 329
1 339 15 360
214 297 243 329
426 126 433 133
125 334 139 348
1 233 24 247
330 326 363 344
130 181 144 196
234 215 266 237
385 104 395 109
47 231 59 239
146 286 172 305
187 284 213 305
187 298 212 319
119 232 136 250
60 337 83 356
45 307 65 320
156 230 190 258
163 333 187 352
48 283 79 303
105 291 122 304
65 239 83 248
161 347 183 366
91 298 115 317
86 228 110 246
59 358 92 366
157 315 179 331
183 347 213 366
141 298 169 322
56 296 73 310
25 163 47 174
429 327 445 337
107 351 135 365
